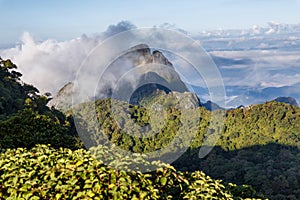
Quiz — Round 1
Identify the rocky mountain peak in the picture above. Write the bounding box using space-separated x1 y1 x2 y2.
48 44 200 111
126 44 172 67
47 82 74 111
151 50 173 67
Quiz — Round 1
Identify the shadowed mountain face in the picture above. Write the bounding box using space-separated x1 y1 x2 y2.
202 100 224 111
110 44 190 106
274 96 298 107
129 82 171 105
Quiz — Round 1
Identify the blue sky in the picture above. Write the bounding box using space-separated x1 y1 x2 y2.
1 0 300 46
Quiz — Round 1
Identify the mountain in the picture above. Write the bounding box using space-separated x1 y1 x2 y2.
110 44 189 104
49 44 199 111
274 96 298 106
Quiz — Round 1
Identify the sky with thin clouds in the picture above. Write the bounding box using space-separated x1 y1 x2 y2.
1 0 300 46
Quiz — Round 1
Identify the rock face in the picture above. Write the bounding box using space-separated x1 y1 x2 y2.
171 91 201 109
274 97 298 107
117 44 189 105
125 44 173 67
47 82 74 112
152 50 173 66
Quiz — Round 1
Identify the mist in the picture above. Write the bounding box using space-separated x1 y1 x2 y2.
0 21 137 95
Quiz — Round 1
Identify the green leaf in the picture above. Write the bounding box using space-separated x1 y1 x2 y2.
55 193 62 199
87 190 95 198
160 177 167 186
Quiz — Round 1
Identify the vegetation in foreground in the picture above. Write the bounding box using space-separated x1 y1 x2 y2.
0 144 263 199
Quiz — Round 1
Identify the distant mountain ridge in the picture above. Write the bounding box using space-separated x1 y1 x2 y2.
274 96 298 106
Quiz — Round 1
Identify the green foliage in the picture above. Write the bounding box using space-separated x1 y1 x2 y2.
0 58 39 118
0 58 82 149
175 144 300 200
0 145 262 199
85 98 300 199
220 102 300 150
173 101 300 199
73 98 187 154
0 108 81 149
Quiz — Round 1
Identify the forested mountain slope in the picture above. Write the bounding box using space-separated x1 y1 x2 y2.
81 95 300 199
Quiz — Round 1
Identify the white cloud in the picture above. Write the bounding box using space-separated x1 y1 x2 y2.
211 49 300 88
0 21 136 95
1 32 98 94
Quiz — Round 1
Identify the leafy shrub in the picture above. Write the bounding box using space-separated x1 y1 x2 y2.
0 108 81 149
0 145 263 199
